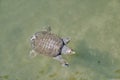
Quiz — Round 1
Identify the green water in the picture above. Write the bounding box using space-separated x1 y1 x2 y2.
0 0 120 80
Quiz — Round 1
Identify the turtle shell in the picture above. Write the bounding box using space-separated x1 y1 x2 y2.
31 31 64 57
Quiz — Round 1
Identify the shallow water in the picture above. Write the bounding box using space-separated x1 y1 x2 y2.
0 0 120 80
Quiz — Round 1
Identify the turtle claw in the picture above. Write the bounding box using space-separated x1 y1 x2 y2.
53 55 69 67
62 63 69 67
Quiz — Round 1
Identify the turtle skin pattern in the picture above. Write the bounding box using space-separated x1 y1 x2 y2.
31 31 64 57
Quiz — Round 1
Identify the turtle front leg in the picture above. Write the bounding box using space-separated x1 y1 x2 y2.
42 25 51 32
62 37 71 44
53 55 69 67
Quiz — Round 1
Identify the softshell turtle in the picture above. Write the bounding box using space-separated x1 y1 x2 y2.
30 26 75 67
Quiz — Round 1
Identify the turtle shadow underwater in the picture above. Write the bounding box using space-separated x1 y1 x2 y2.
72 40 119 78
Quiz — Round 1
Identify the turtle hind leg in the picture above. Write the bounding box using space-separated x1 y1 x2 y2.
29 50 38 58
53 55 69 67
62 37 71 44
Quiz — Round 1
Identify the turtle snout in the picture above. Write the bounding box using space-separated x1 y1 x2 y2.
66 49 75 55
70 49 75 54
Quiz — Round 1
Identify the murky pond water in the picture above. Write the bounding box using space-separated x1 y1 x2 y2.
0 0 120 80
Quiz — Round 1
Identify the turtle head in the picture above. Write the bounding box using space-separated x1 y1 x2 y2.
70 49 75 54
61 46 75 55
66 48 75 55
